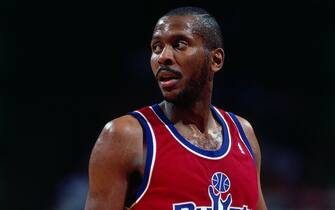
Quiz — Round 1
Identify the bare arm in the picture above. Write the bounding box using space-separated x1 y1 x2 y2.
237 116 267 210
85 115 143 210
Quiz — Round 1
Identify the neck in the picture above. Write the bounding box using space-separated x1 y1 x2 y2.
160 94 213 133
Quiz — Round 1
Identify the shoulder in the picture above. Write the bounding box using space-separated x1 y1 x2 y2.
99 115 143 144
234 115 268 209
235 115 255 141
89 114 144 173
235 115 262 168
86 115 144 209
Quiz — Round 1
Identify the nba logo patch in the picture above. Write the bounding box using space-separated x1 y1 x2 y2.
238 143 245 155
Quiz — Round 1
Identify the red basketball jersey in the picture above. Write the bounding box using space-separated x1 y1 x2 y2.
128 104 259 210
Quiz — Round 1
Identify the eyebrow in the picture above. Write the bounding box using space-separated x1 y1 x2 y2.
151 32 194 42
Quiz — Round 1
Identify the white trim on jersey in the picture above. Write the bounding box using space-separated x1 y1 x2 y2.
130 111 157 208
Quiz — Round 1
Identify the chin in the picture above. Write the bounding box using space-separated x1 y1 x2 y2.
163 91 195 107
162 92 178 103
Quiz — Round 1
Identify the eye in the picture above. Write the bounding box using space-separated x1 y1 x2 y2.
173 39 188 50
151 42 163 54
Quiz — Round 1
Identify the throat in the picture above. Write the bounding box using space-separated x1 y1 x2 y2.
176 123 223 151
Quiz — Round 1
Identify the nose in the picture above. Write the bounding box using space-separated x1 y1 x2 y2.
158 46 174 66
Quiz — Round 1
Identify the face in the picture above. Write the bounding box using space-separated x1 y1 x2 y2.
150 15 210 106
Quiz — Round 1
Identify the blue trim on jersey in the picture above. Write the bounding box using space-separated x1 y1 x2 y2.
129 111 154 202
152 104 230 158
228 112 256 161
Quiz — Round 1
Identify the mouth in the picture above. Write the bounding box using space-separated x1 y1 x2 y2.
157 71 181 90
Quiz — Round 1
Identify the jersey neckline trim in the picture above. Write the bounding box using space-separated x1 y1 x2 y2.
151 104 231 159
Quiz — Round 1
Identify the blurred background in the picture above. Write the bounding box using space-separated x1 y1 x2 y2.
1 0 335 209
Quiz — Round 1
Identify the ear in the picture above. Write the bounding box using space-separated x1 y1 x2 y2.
210 48 224 73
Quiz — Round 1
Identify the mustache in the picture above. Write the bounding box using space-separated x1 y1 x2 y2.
155 66 182 79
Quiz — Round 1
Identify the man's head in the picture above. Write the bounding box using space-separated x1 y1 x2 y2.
150 7 224 106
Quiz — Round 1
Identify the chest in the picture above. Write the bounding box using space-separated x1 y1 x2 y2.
152 131 256 188
130 105 259 210
141 129 258 209
174 122 223 151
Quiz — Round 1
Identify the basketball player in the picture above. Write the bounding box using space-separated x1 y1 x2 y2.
85 7 267 210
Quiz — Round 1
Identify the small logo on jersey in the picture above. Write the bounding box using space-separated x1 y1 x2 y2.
238 143 246 155
173 172 250 210
212 172 230 193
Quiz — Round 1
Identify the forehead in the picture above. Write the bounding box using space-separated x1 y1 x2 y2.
152 15 198 39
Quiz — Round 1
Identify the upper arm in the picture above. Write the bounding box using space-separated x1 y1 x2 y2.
85 115 143 210
236 116 267 210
